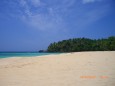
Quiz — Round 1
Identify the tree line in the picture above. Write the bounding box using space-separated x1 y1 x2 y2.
47 36 115 52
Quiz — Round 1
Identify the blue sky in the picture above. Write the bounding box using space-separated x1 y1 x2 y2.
0 0 115 51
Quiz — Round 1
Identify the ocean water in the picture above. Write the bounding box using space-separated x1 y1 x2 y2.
0 52 57 58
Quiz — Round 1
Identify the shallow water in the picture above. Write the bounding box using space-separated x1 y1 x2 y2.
0 52 58 58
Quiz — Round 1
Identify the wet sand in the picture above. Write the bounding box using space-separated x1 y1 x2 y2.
0 51 115 86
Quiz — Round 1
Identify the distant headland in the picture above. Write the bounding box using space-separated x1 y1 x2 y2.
39 36 115 53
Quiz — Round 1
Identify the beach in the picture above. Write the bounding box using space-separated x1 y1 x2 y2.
0 51 115 86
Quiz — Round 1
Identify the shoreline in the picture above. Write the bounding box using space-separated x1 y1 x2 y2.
0 51 114 59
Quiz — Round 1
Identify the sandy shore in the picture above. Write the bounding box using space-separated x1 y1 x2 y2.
0 51 115 86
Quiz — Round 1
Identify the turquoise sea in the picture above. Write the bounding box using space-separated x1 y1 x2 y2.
0 52 57 58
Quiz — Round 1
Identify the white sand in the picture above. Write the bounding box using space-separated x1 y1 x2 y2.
0 51 115 86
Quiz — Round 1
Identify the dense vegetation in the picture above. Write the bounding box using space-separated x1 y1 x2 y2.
47 36 115 52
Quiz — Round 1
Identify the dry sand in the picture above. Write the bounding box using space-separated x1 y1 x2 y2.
0 51 115 86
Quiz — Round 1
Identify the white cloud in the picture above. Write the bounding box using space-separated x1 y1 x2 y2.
29 0 44 7
62 0 75 8
83 0 102 4
13 0 109 32
20 0 27 6
18 0 75 31
22 13 64 31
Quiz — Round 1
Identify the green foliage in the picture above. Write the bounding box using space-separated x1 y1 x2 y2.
47 36 115 52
